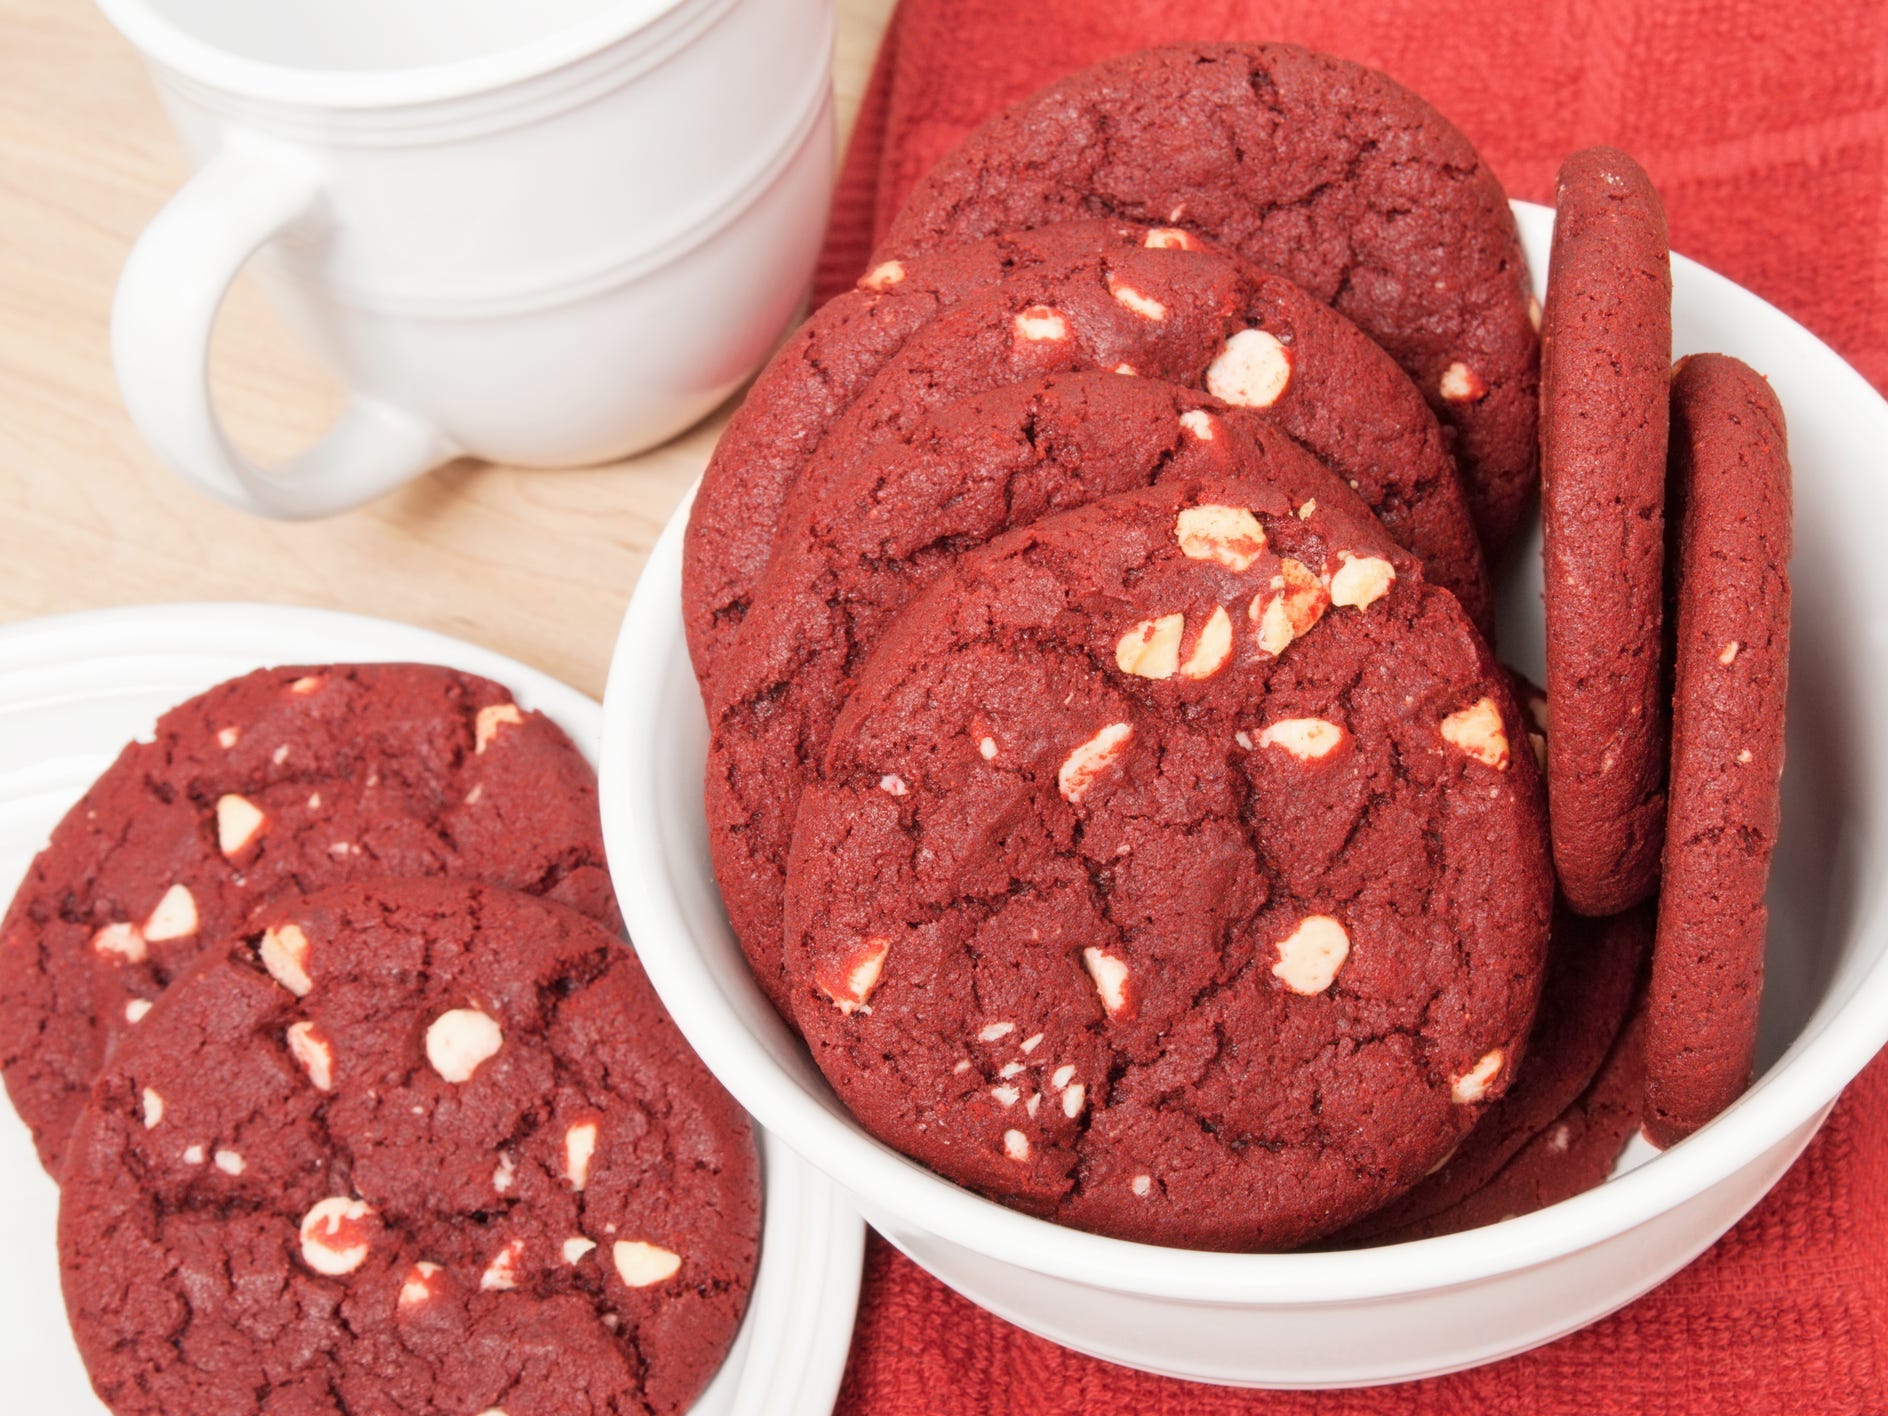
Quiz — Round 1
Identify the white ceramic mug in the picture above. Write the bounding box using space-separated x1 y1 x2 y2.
99 0 836 519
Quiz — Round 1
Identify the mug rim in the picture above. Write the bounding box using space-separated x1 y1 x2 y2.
94 0 706 109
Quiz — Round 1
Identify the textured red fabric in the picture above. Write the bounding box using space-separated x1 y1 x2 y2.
818 3 1888 1409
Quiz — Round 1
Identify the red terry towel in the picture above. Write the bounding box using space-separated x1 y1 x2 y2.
817 3 1888 1411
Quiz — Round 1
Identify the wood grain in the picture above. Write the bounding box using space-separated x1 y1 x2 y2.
0 0 895 698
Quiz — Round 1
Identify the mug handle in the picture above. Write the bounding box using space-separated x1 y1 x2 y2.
111 139 460 520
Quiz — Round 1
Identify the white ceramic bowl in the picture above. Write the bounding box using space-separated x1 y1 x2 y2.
601 201 1888 1388
0 604 864 1416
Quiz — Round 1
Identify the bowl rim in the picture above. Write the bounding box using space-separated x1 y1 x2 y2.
601 200 1888 1306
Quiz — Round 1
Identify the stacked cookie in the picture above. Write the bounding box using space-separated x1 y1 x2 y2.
685 44 1791 1249
0 665 760 1414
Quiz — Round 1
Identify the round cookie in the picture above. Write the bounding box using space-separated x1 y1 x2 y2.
1341 898 1650 1242
783 478 1552 1249
1374 1008 1646 1243
875 42 1541 550
1643 354 1791 1148
708 373 1372 1014
1540 146 1674 916
59 878 760 1416
684 222 1489 693
0 664 613 1173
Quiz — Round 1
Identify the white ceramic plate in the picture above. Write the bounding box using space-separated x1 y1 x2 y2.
0 603 864 1415
602 199 1888 1386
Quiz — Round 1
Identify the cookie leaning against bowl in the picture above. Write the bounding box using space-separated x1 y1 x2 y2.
0 663 614 1175
683 223 1491 696
1643 354 1792 1148
1540 146 1674 916
58 878 761 1416
707 373 1377 1015
779 238 1491 635
782 478 1552 1250
875 42 1541 551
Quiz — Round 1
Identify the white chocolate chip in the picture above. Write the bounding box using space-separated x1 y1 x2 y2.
1131 1173 1152 1196
124 999 152 1024
1257 718 1346 762
978 736 999 760
1528 296 1543 332
399 1260 443 1308
1112 363 1138 376
474 702 525 753
259 924 313 997
1020 1033 1043 1054
1082 947 1131 1017
612 1240 682 1288
214 1149 245 1175
289 675 323 695
1329 552 1397 611
464 784 483 806
1116 614 1185 680
565 1119 599 1191
991 1084 1022 1107
1719 641 1740 665
480 1238 524 1291
563 1237 597 1264
1250 558 1328 656
1057 722 1134 804
299 1197 374 1276
1107 275 1167 320
216 794 267 858
999 1061 1025 1079
426 1007 503 1083
1143 227 1197 250
216 726 241 749
1297 500 1317 520
1002 1129 1030 1162
878 773 909 796
1271 916 1351 995
1013 306 1069 342
141 1087 164 1128
492 1150 516 1193
1179 409 1217 441
1175 504 1267 572
1737 748 1754 764
1451 1049 1506 1104
1439 362 1487 402
271 744 290 767
1051 1064 1076 1089
861 260 905 291
286 1020 335 1090
978 1021 1015 1042
1062 1084 1086 1118
1178 605 1234 679
1440 697 1511 770
142 884 198 942
820 936 890 1015
92 921 148 965
1206 329 1292 408
182 1144 204 1165
952 1059 972 1076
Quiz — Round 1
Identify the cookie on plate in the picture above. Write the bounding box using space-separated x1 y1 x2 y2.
0 663 613 1172
876 42 1541 550
1643 354 1791 1148
708 373 1371 1013
1540 146 1674 916
685 224 1489 693
783 479 1552 1249
59 878 760 1416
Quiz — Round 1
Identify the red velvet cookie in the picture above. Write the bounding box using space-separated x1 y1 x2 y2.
708 373 1371 1014
1644 354 1792 1148
1540 147 1674 916
783 479 1552 1249
684 223 1489 693
0 664 613 1173
1342 898 1650 1241
1375 1008 1645 1242
59 878 760 1416
876 42 1541 550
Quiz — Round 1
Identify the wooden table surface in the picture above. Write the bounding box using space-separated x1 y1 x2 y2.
0 0 895 699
